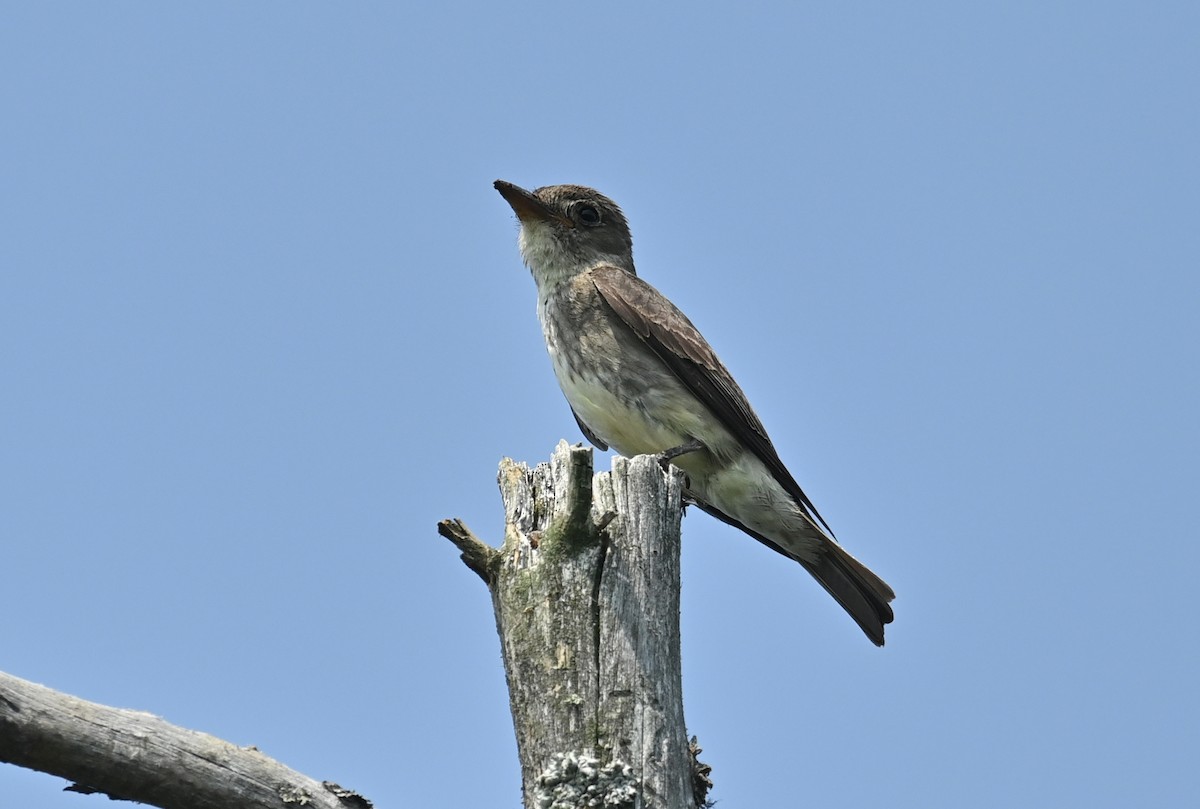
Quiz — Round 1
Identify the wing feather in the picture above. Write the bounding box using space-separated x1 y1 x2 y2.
589 265 835 537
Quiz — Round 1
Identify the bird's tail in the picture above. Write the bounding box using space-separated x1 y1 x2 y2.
689 499 896 645
799 542 895 646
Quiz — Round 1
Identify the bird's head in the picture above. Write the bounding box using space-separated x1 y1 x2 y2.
494 180 635 286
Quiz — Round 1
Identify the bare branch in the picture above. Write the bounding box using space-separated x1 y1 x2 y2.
436 517 499 583
0 670 372 809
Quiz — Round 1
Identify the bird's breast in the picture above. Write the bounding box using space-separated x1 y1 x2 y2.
538 285 702 457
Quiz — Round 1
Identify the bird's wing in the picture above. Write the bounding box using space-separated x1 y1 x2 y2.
589 264 835 538
571 407 609 451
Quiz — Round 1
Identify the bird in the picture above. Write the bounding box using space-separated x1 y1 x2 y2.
494 180 895 645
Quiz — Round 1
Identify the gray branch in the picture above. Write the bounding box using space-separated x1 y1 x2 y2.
439 441 710 809
0 670 372 809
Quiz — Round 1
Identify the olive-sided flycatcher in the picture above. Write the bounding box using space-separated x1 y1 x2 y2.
494 180 895 645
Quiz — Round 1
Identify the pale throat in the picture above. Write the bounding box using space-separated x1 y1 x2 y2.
518 222 630 293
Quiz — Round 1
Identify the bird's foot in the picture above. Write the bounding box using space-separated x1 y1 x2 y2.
656 438 706 474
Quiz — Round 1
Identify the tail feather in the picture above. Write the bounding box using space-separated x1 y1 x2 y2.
799 542 895 646
691 499 896 645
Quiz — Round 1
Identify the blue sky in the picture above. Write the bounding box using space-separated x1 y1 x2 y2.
2 2 1197 807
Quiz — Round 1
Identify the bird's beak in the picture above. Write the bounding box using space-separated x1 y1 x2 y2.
494 180 573 228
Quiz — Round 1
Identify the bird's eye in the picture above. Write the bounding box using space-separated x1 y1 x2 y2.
577 204 602 226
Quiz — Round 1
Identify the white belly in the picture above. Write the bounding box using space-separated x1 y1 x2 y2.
553 361 688 456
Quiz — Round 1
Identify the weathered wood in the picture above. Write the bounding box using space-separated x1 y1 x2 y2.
0 670 371 809
441 441 697 809
593 451 691 809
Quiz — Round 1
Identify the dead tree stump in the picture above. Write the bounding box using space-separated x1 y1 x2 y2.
438 441 706 809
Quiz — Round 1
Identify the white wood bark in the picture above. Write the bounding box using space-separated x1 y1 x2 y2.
0 670 372 809
438 441 701 809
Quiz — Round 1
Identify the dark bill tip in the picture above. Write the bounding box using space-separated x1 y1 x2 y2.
494 179 570 227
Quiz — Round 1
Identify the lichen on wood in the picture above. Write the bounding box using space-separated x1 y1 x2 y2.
438 441 699 809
